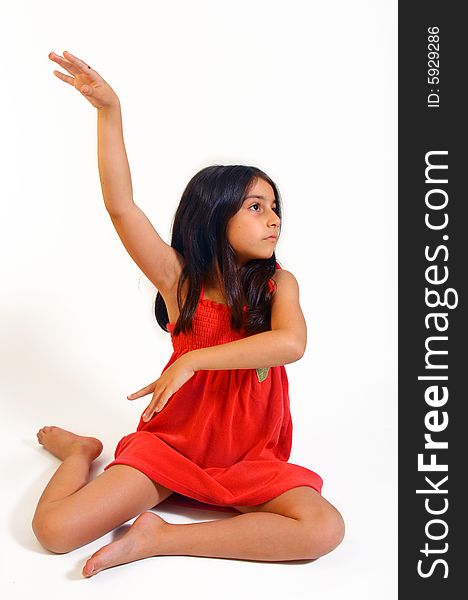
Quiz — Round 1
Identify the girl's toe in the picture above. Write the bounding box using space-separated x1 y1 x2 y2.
83 557 101 578
82 560 94 577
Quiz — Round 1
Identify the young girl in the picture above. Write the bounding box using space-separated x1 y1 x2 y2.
34 50 345 578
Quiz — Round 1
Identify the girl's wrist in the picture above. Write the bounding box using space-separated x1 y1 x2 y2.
98 97 121 113
180 350 201 372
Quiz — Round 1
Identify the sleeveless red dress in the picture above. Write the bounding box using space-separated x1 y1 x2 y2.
105 263 323 510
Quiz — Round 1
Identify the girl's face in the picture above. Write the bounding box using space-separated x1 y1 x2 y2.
226 178 281 266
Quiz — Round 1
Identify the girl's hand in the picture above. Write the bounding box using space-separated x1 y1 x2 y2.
48 50 119 110
127 356 196 422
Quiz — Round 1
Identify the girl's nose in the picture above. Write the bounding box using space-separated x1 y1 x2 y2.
268 212 281 227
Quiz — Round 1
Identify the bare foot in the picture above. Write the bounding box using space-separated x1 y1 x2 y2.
82 511 168 578
36 425 103 461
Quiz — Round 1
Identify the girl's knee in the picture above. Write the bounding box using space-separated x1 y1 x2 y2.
302 505 345 559
322 506 345 555
32 508 78 554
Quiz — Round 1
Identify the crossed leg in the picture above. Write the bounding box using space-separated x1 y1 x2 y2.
83 485 345 577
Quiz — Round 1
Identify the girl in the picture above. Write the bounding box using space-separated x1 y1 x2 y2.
33 50 345 578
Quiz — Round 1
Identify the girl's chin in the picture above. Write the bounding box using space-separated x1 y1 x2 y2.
235 250 274 265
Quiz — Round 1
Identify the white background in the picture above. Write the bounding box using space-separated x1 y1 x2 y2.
0 1 397 598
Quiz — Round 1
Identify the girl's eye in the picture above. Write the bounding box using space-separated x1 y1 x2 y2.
249 203 278 212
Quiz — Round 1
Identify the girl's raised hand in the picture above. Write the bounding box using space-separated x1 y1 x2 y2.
127 356 196 422
48 50 119 110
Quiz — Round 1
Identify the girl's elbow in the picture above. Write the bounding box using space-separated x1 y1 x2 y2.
295 334 307 360
293 344 306 361
286 337 305 362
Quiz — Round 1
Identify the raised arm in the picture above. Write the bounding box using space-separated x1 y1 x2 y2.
49 50 183 292
99 103 184 291
185 269 307 371
99 103 184 290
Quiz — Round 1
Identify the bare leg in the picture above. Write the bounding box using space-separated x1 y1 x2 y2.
83 487 345 577
34 426 103 504
32 426 173 554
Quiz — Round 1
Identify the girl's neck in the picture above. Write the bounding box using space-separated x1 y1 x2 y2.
206 261 224 287
205 271 226 297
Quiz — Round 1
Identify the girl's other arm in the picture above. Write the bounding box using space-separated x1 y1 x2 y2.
98 103 183 291
185 269 307 371
128 269 305 416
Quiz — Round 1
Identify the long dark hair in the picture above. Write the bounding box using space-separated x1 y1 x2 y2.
154 165 283 336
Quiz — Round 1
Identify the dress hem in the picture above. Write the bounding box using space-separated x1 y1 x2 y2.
104 457 323 507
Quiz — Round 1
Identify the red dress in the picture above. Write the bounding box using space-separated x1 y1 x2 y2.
105 263 323 510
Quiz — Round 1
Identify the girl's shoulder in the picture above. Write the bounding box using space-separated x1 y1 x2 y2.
269 264 300 297
272 260 291 281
